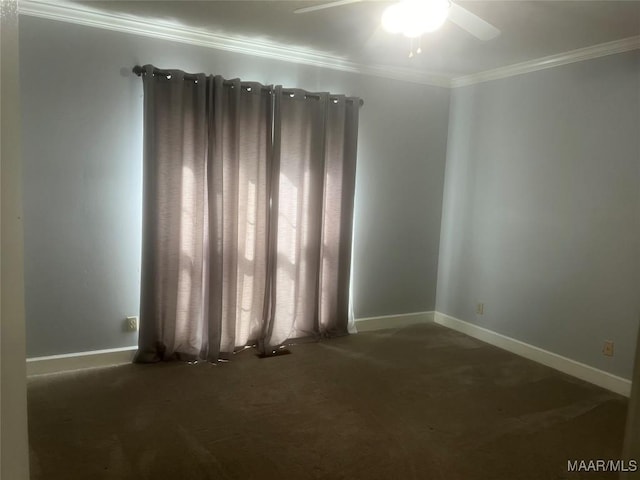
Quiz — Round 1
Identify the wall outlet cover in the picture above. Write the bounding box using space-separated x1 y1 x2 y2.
126 316 139 332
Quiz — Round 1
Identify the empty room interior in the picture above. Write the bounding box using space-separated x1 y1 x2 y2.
2 0 640 478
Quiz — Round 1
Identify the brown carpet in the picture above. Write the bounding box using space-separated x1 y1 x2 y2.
28 323 628 480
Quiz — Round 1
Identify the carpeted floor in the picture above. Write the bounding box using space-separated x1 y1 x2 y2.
28 323 628 480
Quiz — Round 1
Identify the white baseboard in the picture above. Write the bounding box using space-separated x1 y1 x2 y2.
26 311 434 375
434 312 632 397
27 346 137 376
29 312 631 398
355 311 434 332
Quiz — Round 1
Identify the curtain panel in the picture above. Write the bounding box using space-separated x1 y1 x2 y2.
136 65 360 363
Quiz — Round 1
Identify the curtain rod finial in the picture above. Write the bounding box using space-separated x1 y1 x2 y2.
132 65 144 76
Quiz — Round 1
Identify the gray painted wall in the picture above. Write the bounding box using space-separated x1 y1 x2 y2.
20 16 450 357
437 51 640 379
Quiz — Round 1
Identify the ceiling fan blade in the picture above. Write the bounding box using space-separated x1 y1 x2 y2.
448 3 501 41
294 0 363 14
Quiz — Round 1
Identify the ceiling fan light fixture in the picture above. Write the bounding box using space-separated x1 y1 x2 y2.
381 3 405 34
382 0 451 37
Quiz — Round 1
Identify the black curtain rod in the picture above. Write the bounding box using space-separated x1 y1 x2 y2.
132 65 363 106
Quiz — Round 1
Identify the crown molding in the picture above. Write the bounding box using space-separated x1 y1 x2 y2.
17 0 452 88
451 35 640 88
18 1 640 90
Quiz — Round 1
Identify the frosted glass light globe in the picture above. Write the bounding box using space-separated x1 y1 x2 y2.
381 3 405 34
382 0 451 38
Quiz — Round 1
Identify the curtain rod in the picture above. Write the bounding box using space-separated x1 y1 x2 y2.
132 65 363 106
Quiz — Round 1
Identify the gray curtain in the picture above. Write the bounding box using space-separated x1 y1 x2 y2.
136 65 359 362
261 87 359 351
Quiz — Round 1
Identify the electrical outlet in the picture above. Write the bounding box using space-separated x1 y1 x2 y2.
476 303 484 315
602 340 614 357
126 316 139 332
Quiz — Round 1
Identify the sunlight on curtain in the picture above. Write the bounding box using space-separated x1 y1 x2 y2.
136 67 360 362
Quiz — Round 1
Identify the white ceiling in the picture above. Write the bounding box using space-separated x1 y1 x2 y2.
74 0 640 76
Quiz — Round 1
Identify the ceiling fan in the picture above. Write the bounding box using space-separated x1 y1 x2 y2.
294 0 501 42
